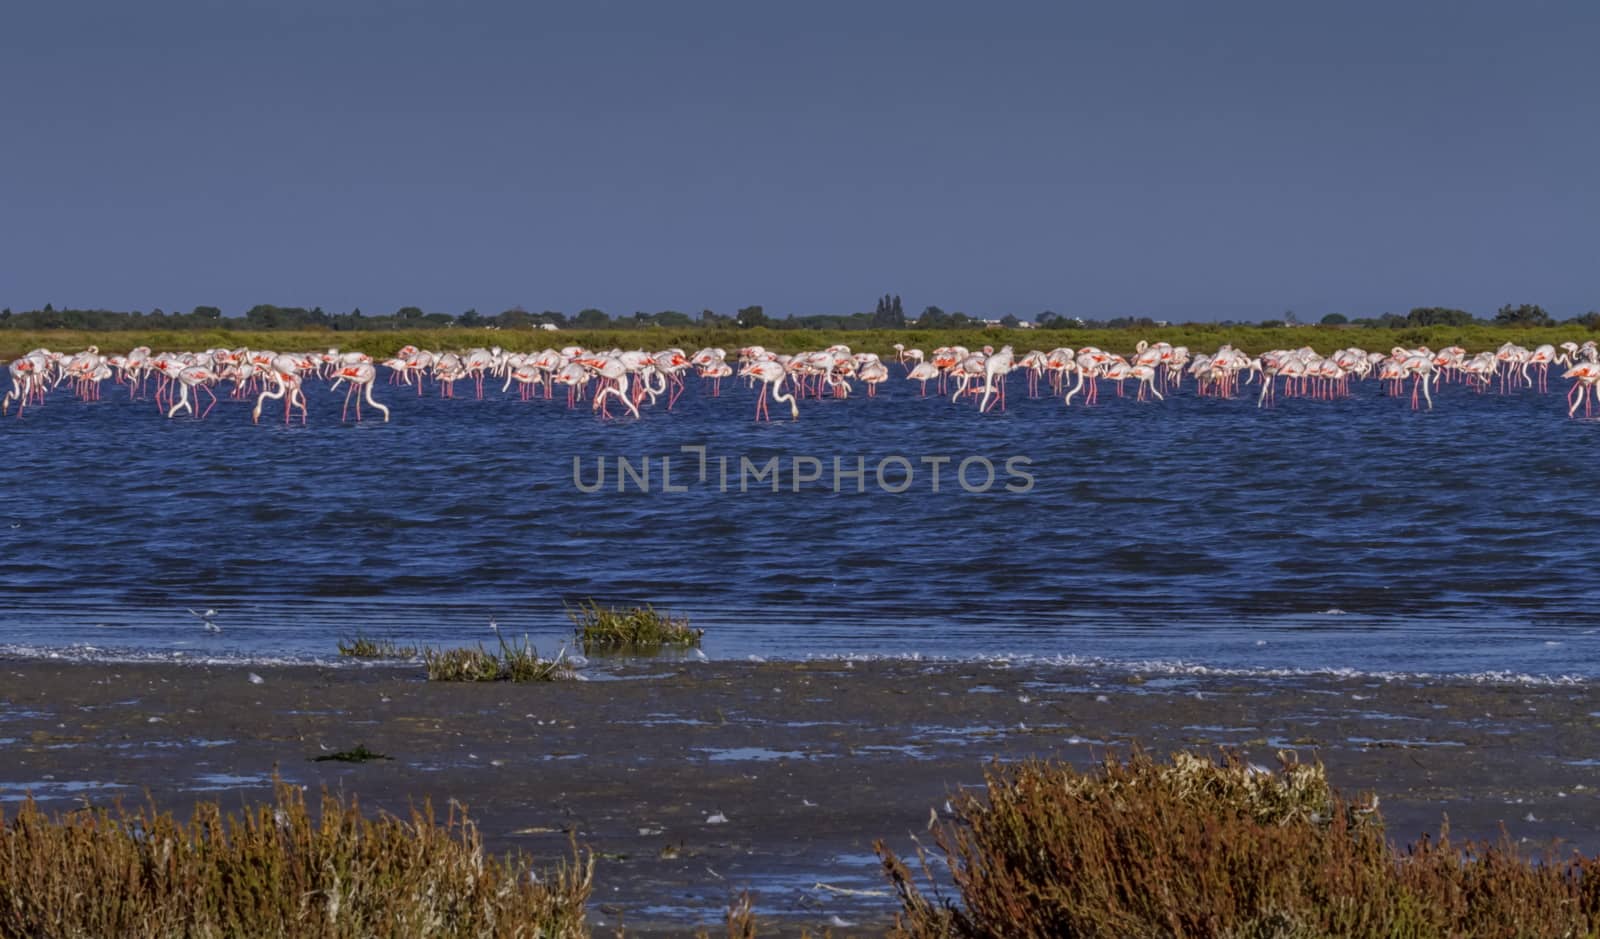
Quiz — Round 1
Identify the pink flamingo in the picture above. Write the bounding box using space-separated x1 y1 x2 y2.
331 363 389 422
2 357 43 417
859 361 889 396
700 361 733 396
906 361 939 396
743 360 798 421
1564 362 1600 417
1130 364 1164 402
978 346 1014 413
590 356 640 420
252 356 309 426
166 365 221 419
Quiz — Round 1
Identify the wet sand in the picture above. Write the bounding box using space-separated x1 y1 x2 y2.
1 658 1596 935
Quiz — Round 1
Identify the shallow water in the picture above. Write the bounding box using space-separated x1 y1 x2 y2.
2 373 1598 680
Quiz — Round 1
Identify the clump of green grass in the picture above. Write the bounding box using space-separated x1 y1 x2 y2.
312 743 392 763
568 599 703 651
423 634 578 682
337 635 419 659
0 780 593 938
877 749 1600 938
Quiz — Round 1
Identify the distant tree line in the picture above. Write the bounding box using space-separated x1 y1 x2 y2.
1306 304 1600 330
0 299 1595 332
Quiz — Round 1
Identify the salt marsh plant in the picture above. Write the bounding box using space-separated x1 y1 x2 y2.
423 634 577 682
336 635 418 659
877 749 1600 939
0 781 592 938
568 599 702 651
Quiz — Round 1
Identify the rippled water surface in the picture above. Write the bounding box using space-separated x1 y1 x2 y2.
4 374 1598 679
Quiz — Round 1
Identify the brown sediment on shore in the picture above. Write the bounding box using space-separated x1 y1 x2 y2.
0 658 1596 936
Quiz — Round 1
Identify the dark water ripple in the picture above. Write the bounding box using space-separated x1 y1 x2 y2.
2 375 1599 679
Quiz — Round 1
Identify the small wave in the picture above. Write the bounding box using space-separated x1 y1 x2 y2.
0 643 345 668
0 643 1587 688
801 651 1587 688
0 641 572 674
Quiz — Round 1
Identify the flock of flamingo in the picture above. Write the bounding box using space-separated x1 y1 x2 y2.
4 338 1600 423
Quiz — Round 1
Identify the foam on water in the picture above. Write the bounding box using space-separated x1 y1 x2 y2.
0 640 1585 688
803 651 1589 687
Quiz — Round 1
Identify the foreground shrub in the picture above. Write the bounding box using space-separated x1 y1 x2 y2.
423 634 577 682
877 750 1600 939
568 599 702 651
0 781 592 938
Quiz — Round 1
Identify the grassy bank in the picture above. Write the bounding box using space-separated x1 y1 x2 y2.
1 323 1593 360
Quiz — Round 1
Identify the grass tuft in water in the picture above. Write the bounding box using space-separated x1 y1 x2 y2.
337 635 419 659
568 599 703 651
423 634 578 682
0 779 592 937
694 890 839 939
877 748 1600 939
312 744 392 763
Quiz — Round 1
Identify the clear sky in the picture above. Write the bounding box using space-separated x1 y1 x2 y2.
3 0 1596 322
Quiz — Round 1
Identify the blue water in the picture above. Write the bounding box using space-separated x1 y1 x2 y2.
3 373 1597 681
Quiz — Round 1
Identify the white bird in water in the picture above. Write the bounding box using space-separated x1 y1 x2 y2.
489 614 498 633
187 608 221 633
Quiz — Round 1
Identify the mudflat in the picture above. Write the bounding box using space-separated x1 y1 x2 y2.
1 659 1595 935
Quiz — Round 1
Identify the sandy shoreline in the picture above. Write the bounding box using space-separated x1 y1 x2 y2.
1 658 1596 934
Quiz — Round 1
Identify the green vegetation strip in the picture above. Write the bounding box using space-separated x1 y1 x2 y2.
3 323 1596 361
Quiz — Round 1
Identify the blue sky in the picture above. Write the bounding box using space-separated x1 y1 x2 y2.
3 0 1596 321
